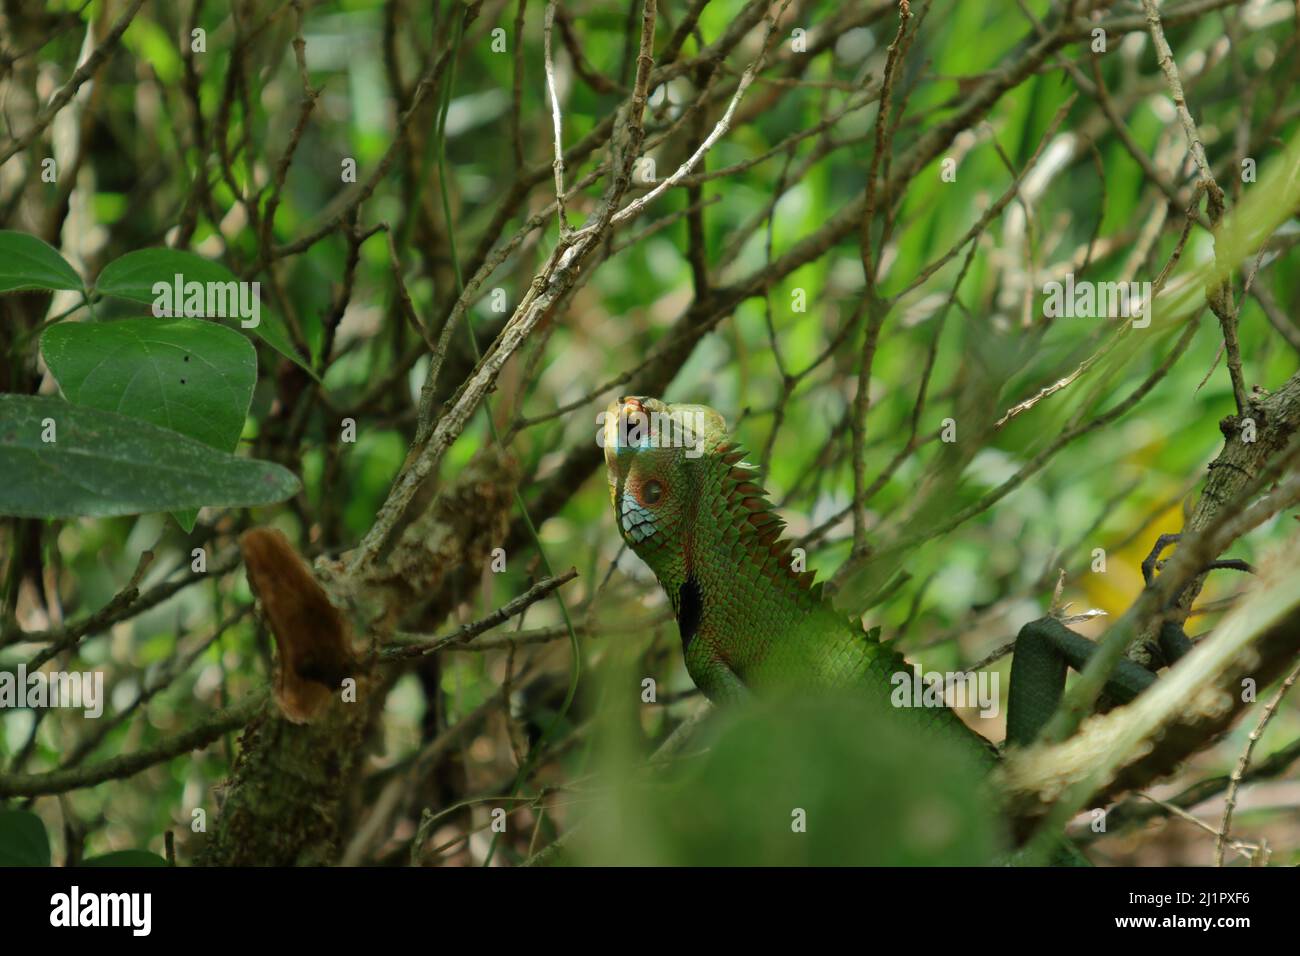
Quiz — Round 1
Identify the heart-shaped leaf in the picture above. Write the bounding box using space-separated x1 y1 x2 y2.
0 231 83 294
0 395 300 519
94 248 316 379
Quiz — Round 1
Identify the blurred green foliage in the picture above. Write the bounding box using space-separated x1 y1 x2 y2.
575 692 1002 866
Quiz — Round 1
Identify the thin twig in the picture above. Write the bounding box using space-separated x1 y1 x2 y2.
1215 660 1300 866
384 569 579 659
609 0 793 226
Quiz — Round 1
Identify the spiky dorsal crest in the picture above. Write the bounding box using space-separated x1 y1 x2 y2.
714 439 825 604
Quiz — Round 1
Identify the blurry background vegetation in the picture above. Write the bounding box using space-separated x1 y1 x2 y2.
1 0 1298 866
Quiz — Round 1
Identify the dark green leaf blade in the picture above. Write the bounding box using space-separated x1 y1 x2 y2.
0 231 83 294
94 248 241 303
0 395 300 518
0 809 52 866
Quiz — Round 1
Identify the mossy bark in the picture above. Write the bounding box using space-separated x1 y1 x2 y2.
197 449 518 865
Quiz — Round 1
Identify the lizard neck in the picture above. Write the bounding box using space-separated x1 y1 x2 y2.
663 449 830 692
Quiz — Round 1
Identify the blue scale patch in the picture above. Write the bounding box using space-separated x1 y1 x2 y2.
620 491 657 543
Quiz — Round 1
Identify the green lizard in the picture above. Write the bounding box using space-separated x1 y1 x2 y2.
601 396 1231 762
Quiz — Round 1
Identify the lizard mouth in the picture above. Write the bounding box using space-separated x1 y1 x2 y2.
603 398 641 490
603 396 663 513
603 396 659 457
620 395 648 415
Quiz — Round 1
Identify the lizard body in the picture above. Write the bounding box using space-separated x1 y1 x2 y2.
603 396 994 755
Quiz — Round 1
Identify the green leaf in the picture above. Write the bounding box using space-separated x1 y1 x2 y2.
0 395 301 519
81 850 168 867
172 506 200 534
41 318 259 532
93 248 316 379
95 248 241 303
41 318 256 453
0 231 83 295
0 809 52 866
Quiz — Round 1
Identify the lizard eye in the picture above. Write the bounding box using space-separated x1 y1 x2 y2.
640 479 664 505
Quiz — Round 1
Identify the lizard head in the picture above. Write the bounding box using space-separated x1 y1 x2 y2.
601 396 730 589
601 396 818 644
